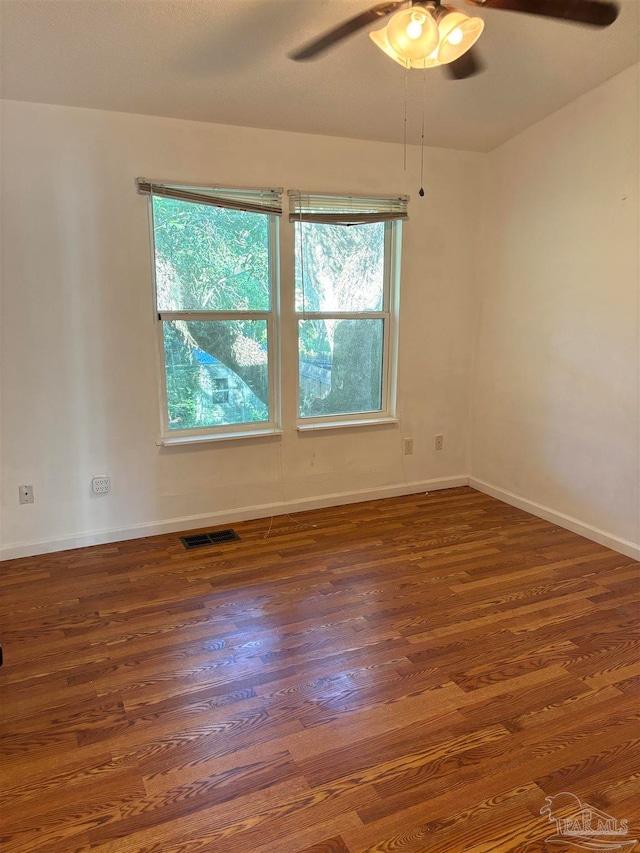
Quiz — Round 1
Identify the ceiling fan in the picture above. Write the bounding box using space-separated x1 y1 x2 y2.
290 0 620 79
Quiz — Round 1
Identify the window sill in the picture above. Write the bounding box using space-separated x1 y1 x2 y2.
159 428 283 446
297 416 398 432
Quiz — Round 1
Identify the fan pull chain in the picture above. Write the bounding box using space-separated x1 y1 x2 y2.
419 62 426 196
403 65 408 172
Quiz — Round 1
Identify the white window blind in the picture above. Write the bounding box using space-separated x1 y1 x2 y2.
137 179 283 216
288 191 409 225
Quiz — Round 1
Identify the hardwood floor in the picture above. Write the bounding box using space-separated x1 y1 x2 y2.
1 487 638 853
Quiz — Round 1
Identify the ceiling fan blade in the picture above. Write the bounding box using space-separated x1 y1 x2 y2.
445 47 484 79
289 1 403 61
464 0 619 27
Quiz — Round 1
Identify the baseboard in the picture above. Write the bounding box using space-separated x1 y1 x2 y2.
469 476 640 562
4 475 637 563
0 475 469 561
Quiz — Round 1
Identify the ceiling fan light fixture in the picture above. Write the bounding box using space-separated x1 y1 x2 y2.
435 7 484 65
370 25 443 68
369 26 411 68
385 5 440 60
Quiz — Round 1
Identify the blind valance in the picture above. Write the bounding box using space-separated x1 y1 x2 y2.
288 191 409 225
137 179 283 216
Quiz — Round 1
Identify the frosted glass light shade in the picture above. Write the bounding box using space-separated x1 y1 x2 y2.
369 4 484 70
370 26 442 68
436 9 484 65
385 6 439 61
369 27 411 68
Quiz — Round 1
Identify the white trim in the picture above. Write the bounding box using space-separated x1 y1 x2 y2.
4 476 637 563
160 427 283 445
386 220 402 418
159 311 271 321
297 416 398 431
149 201 280 440
469 477 640 562
268 214 282 431
0 476 468 561
295 220 400 424
297 311 388 320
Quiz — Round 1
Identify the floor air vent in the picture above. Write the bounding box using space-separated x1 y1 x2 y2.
180 529 240 549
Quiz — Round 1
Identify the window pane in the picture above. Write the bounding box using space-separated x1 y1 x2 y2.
163 320 269 430
299 319 383 418
153 197 270 312
294 222 385 313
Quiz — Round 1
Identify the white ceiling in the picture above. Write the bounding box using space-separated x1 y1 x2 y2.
1 0 638 152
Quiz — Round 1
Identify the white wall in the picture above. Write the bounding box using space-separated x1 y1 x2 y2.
471 64 640 556
4 66 638 562
0 100 482 557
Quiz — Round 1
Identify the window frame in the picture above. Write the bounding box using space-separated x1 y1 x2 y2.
295 219 402 430
147 197 282 445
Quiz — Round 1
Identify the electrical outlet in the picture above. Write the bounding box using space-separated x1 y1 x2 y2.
18 484 34 504
403 437 414 456
92 476 111 494
435 434 444 451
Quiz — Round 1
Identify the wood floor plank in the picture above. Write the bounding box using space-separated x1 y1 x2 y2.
1 487 638 853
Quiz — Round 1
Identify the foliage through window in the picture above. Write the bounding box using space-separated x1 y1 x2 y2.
149 189 279 438
295 219 399 421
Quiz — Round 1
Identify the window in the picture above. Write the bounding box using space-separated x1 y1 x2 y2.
140 181 406 442
138 180 282 442
290 192 405 427
211 378 229 405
